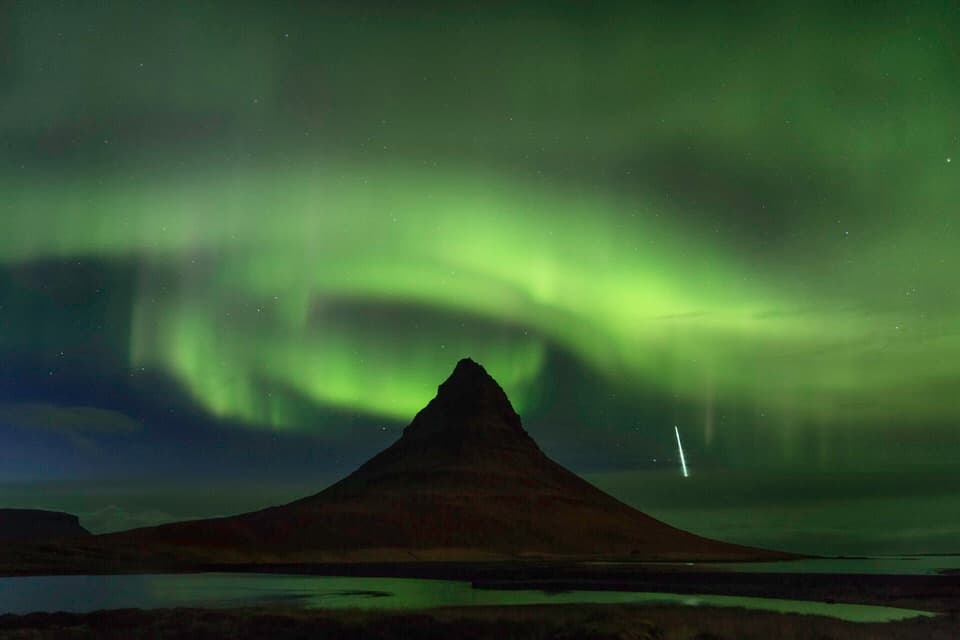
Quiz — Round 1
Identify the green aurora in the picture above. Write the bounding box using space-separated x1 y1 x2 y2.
5 159 956 432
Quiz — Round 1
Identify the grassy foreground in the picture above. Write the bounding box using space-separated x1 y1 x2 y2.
0 604 954 640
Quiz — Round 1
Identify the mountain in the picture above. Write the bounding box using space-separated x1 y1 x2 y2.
105 359 786 562
0 509 90 541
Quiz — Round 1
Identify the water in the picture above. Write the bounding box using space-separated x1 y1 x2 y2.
589 554 960 576
0 574 935 622
712 555 960 575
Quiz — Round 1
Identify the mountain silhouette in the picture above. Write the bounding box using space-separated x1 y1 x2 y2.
107 359 784 561
0 509 90 542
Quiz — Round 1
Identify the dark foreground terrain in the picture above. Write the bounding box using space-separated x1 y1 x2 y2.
0 604 955 640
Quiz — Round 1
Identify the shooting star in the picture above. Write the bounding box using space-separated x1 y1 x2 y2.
674 425 689 478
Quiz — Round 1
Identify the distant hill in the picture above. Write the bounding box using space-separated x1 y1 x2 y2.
0 509 90 541
104 358 787 563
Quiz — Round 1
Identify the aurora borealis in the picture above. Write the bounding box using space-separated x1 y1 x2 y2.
1 2 958 554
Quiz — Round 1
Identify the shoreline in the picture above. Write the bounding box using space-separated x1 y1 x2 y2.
0 602 957 640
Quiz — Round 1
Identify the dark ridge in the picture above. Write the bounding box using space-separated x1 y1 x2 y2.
0 509 90 541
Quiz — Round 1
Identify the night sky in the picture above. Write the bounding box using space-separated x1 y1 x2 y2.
1 1 958 555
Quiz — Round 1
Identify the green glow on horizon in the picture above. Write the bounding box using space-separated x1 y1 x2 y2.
129 278 546 424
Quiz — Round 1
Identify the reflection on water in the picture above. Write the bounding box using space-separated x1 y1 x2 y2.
0 574 935 622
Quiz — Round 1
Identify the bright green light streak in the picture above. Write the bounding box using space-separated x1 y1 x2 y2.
675 426 689 478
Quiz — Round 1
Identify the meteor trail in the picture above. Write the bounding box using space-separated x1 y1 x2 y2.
675 425 689 478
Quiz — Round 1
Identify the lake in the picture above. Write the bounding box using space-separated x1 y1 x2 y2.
0 573 935 622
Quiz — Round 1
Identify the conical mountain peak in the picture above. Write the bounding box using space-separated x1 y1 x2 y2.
446 357 490 385
436 358 518 415
401 358 526 441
